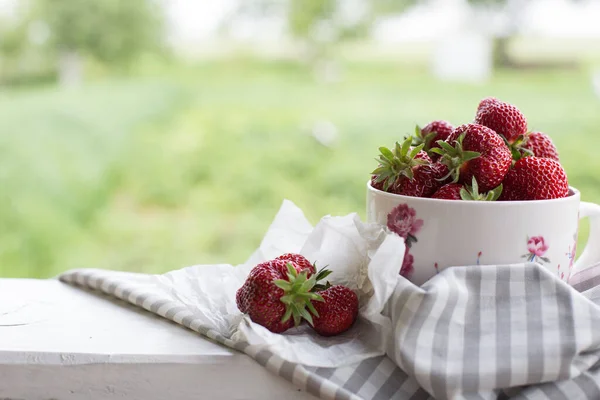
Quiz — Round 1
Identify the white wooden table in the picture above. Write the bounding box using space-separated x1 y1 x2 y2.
0 279 314 400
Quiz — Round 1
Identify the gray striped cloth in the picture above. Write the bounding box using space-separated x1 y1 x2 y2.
59 260 600 400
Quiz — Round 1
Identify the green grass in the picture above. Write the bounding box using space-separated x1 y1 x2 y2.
1 58 599 277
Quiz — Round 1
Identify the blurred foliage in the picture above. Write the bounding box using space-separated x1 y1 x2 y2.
0 18 28 58
370 0 417 14
277 0 582 68
1 58 599 277
0 78 189 277
0 9 34 81
0 0 598 279
35 0 164 64
0 0 164 84
288 0 336 38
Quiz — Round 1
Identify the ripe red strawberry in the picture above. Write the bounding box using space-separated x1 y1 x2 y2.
390 161 449 197
432 177 503 201
276 253 315 277
474 97 527 142
422 120 454 145
519 131 559 161
310 285 359 337
431 183 462 200
371 136 430 193
370 176 385 191
414 150 432 162
236 259 324 333
477 97 495 110
500 157 569 201
434 123 511 192
412 121 454 160
370 147 430 192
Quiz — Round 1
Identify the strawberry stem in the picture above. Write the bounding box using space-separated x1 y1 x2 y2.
459 177 503 201
504 133 535 161
275 262 331 327
371 136 428 191
408 124 438 153
432 133 481 182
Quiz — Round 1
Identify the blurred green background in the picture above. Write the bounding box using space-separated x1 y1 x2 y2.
1 0 600 278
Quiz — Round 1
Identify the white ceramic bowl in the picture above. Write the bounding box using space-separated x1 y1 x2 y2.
366 181 600 285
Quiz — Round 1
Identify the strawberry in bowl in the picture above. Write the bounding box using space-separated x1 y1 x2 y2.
367 97 600 286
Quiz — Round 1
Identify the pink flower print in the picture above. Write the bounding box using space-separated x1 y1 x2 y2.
387 203 421 278
558 264 567 281
522 236 550 264
400 247 414 279
567 245 576 269
567 232 577 269
387 204 424 246
527 236 549 257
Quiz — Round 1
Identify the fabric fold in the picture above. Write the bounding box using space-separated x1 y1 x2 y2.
58 200 600 400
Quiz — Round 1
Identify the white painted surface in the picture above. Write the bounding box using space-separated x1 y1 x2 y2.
0 279 315 399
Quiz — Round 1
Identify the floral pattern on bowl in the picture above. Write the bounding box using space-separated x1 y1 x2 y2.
401 250 414 278
387 204 423 244
567 231 577 271
522 236 550 264
387 204 423 279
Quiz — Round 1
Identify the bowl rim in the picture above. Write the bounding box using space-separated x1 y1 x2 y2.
366 180 580 206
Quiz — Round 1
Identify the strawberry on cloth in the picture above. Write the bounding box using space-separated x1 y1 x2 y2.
310 285 359 337
235 258 323 333
151 200 406 368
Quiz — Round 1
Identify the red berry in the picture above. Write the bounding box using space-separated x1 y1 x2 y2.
371 136 433 193
310 285 358 337
236 259 323 333
431 183 463 200
477 97 495 110
391 162 449 197
500 156 569 201
521 131 559 161
422 120 454 143
236 260 296 333
474 97 528 142
415 150 433 163
441 123 512 192
420 120 454 160
432 177 504 201
370 175 385 191
276 253 315 277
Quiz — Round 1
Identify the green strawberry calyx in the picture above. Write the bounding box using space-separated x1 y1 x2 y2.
460 177 503 201
371 136 428 191
430 133 481 182
502 132 534 162
274 263 332 327
408 125 437 153
311 265 333 292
